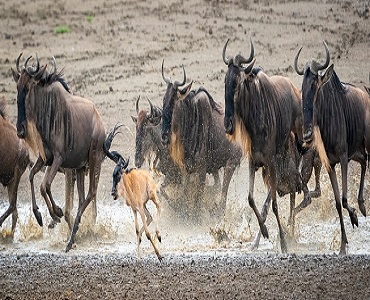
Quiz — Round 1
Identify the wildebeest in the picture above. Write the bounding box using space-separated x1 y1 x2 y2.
161 61 242 218
0 95 30 233
222 38 303 253
294 41 370 254
12 53 107 252
251 132 322 249
110 153 162 261
131 96 182 187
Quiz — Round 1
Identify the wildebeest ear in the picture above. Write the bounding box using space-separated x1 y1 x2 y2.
131 115 137 124
11 68 20 83
320 64 334 87
178 81 193 99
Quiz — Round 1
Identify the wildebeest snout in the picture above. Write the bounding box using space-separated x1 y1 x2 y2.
16 122 27 139
224 115 235 135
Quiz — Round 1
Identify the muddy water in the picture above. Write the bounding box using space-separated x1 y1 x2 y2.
1 158 369 258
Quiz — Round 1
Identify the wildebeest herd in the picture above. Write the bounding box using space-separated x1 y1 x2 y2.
0 39 369 259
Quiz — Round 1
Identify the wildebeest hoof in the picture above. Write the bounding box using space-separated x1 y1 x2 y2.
51 214 61 224
65 241 73 252
55 206 64 218
48 220 57 229
157 255 163 262
349 209 358 228
33 209 43 227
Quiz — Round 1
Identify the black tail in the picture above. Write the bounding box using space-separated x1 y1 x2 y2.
103 123 123 163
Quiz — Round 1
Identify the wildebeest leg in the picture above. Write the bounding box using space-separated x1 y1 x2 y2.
269 165 287 253
340 157 358 227
63 169 75 231
66 161 101 252
352 153 367 217
251 191 271 250
150 192 161 243
219 163 237 214
29 156 46 226
0 173 20 232
132 209 142 260
195 170 207 222
139 205 153 238
328 168 348 255
248 162 269 239
40 159 64 224
288 192 296 235
294 151 321 218
139 206 162 261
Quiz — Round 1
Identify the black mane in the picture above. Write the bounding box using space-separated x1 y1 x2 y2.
40 68 71 93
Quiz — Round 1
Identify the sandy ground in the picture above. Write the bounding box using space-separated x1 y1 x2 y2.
0 0 370 299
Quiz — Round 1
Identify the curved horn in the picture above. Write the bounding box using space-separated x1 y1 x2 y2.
34 52 40 74
147 96 162 119
51 56 57 75
233 38 255 67
238 37 255 65
16 53 23 73
294 47 304 75
317 41 330 71
136 95 141 114
174 64 186 88
161 59 171 85
147 97 154 117
24 55 32 70
222 39 230 65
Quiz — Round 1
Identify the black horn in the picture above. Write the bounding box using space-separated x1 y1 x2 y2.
16 53 23 73
235 37 254 67
51 56 57 75
317 41 330 71
136 95 141 115
174 64 186 88
161 59 171 85
222 39 231 65
24 55 32 71
294 47 304 76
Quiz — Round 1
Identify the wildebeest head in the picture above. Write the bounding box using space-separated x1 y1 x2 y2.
222 38 255 135
111 154 129 200
294 41 334 145
131 95 162 167
161 60 192 145
11 53 49 139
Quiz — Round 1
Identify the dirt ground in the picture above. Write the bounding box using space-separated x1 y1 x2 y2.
0 0 370 299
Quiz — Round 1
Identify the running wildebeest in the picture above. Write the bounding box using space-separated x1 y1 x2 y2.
131 96 182 187
0 95 30 233
161 61 242 218
132 96 222 207
251 132 322 249
294 41 370 254
12 53 108 252
222 38 303 253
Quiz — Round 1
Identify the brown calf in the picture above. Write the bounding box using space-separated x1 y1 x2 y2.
110 154 162 261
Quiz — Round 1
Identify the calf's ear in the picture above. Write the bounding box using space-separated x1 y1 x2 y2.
131 115 137 124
